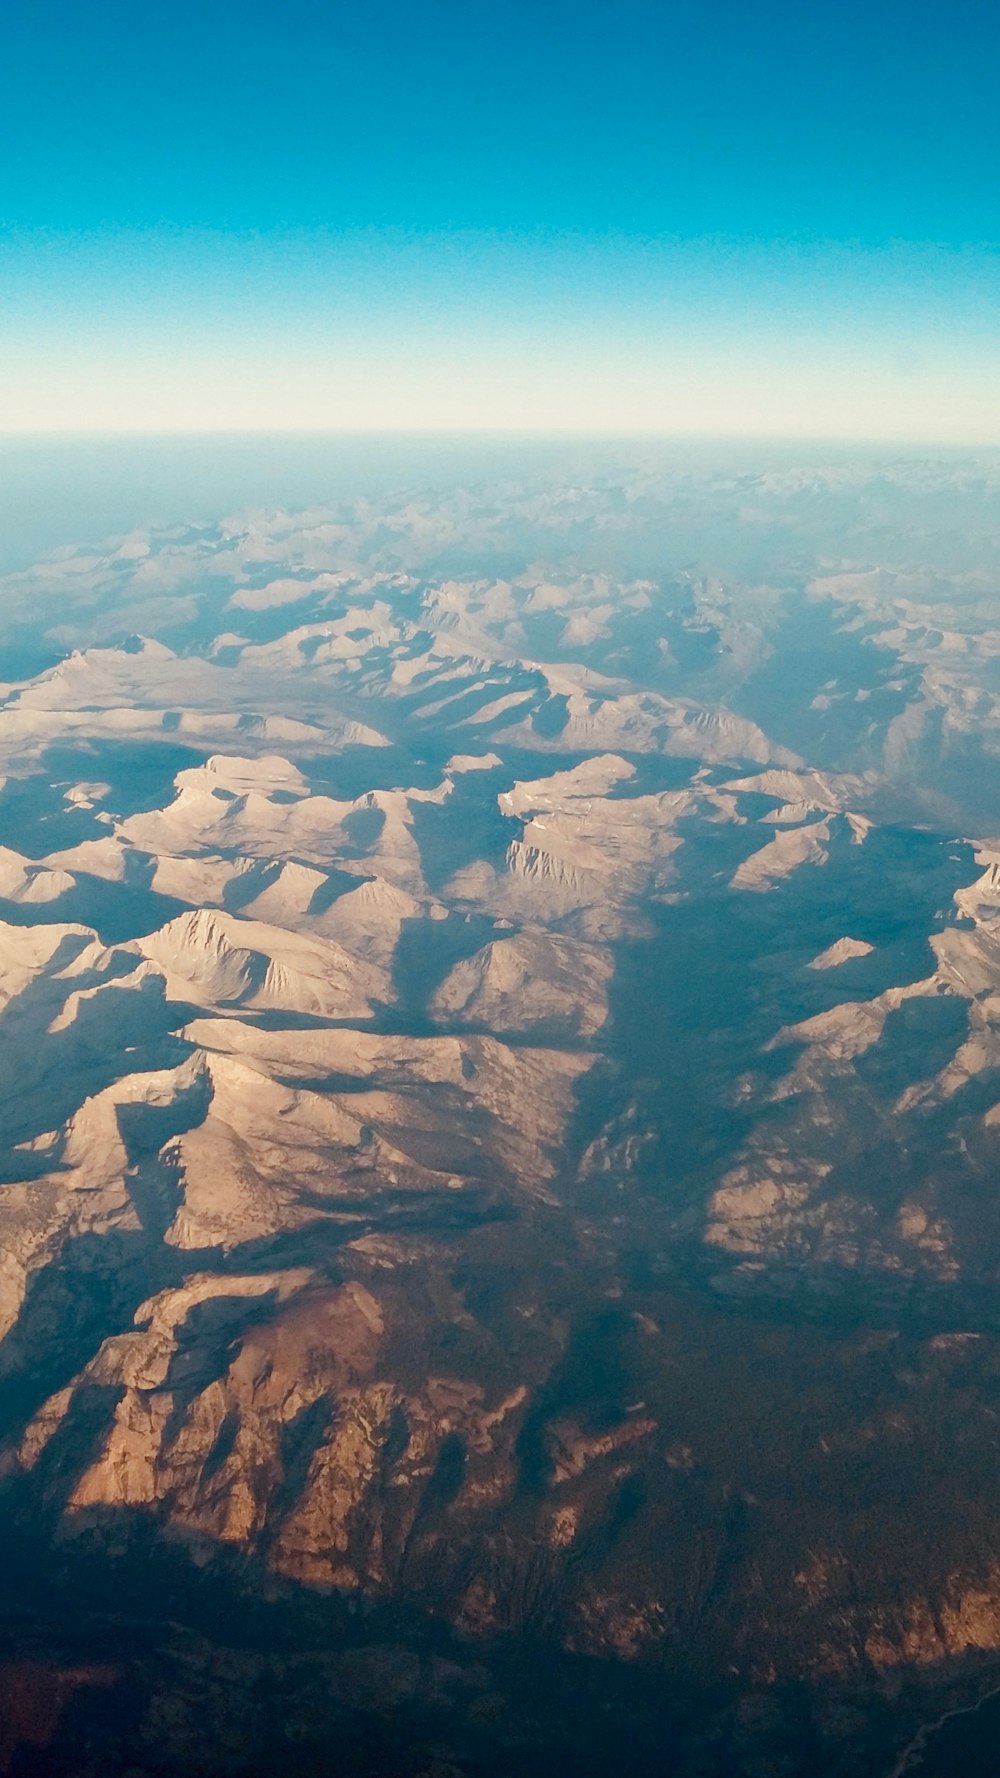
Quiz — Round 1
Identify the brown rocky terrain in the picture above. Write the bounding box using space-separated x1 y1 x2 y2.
3 459 1000 1773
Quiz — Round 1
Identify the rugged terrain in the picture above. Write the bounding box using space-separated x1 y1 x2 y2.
3 455 1000 1773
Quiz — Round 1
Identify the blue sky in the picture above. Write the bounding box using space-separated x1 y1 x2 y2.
1 0 997 436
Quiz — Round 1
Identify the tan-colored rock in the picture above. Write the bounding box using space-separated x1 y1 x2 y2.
807 937 875 970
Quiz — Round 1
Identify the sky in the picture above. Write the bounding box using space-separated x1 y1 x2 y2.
0 0 998 439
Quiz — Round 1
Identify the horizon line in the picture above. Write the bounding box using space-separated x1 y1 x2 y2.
1 428 999 450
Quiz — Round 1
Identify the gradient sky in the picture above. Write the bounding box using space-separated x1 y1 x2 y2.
1 0 998 437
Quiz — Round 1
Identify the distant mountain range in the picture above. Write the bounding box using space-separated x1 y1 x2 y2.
2 459 1000 1775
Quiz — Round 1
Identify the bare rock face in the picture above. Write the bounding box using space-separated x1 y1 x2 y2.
432 933 612 1038
138 907 384 1018
807 936 876 970
7 462 1000 1775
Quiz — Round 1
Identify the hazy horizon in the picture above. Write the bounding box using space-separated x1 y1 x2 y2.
2 430 997 573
